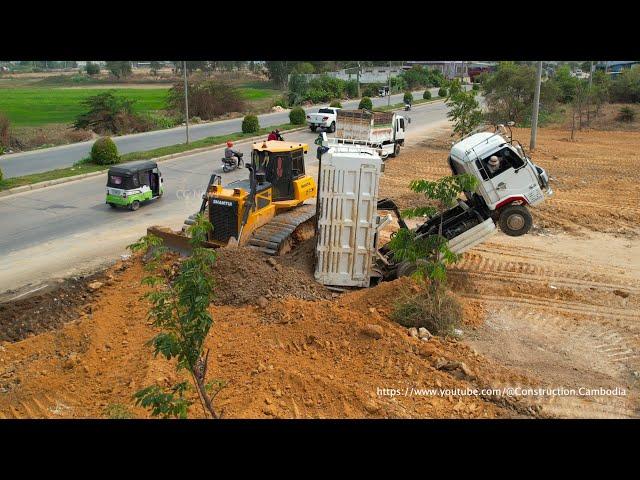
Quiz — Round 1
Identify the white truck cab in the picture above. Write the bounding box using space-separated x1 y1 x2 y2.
449 129 551 210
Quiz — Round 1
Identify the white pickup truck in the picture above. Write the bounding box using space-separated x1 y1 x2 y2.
307 107 339 133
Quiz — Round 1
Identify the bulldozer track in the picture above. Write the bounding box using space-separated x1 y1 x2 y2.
247 204 317 256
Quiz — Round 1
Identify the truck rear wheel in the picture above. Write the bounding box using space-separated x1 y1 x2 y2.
498 204 532 236
391 143 401 157
329 122 336 133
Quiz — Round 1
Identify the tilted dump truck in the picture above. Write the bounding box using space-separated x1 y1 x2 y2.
332 109 407 158
313 124 553 287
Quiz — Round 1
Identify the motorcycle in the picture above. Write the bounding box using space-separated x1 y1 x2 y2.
221 152 244 173
404 103 412 111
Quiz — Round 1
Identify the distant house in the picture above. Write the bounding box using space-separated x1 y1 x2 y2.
595 61 640 75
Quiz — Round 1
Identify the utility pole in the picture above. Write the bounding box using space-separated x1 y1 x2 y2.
530 61 543 151
387 61 391 107
183 61 189 144
587 61 594 125
357 61 361 98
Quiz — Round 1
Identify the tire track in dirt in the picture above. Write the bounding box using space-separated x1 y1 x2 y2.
484 305 639 418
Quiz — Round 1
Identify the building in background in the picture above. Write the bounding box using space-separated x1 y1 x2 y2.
595 61 640 75
291 66 403 84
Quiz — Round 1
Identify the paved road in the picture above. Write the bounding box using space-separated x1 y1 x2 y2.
0 99 451 297
0 88 438 179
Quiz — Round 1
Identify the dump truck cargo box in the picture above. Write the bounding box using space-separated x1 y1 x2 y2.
314 146 384 287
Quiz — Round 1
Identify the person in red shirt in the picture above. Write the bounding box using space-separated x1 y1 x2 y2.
267 131 277 141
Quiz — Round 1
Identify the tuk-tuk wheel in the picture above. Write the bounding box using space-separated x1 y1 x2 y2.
129 200 140 211
108 203 117 208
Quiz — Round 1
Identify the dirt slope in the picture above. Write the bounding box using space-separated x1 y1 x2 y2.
0 257 537 419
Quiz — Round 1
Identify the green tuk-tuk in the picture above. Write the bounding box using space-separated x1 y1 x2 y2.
106 161 164 211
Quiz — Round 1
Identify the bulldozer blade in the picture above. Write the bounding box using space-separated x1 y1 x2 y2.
146 226 218 256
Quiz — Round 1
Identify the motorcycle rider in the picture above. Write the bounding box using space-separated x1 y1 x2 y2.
224 141 243 167
267 130 277 141
275 129 284 141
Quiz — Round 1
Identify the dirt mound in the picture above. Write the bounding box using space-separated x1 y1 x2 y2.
0 255 540 419
211 246 333 306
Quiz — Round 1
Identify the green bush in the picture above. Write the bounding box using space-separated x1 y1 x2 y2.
345 80 359 98
403 91 413 104
438 87 448 98
241 114 260 133
391 287 462 336
472 83 479 91
358 96 373 110
90 137 120 165
617 106 636 123
85 62 100 75
329 100 342 108
273 96 289 108
423 90 432 100
289 107 306 125
306 88 330 104
0 166 3 182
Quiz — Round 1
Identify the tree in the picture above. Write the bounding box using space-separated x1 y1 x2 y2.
571 80 589 139
73 92 136 134
128 215 224 419
387 173 479 335
105 61 132 79
0 112 10 150
287 73 309 106
388 173 480 288
293 62 315 74
482 61 559 125
553 65 580 103
446 80 483 137
150 61 162 76
590 70 611 115
168 80 245 120
610 66 640 103
85 62 100 76
264 61 293 89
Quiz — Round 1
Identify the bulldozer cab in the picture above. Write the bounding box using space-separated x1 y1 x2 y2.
251 141 308 201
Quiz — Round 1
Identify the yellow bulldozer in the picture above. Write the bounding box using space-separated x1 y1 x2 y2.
148 140 318 255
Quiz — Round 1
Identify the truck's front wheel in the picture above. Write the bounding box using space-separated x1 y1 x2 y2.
498 204 532 236
310 126 317 132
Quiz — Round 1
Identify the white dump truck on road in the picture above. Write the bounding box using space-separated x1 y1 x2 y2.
329 109 407 158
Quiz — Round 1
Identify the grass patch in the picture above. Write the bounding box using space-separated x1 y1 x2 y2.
0 161 107 190
0 87 169 126
391 286 462 336
0 122 304 191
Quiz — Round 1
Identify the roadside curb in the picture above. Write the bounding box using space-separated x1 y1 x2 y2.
0 126 309 199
